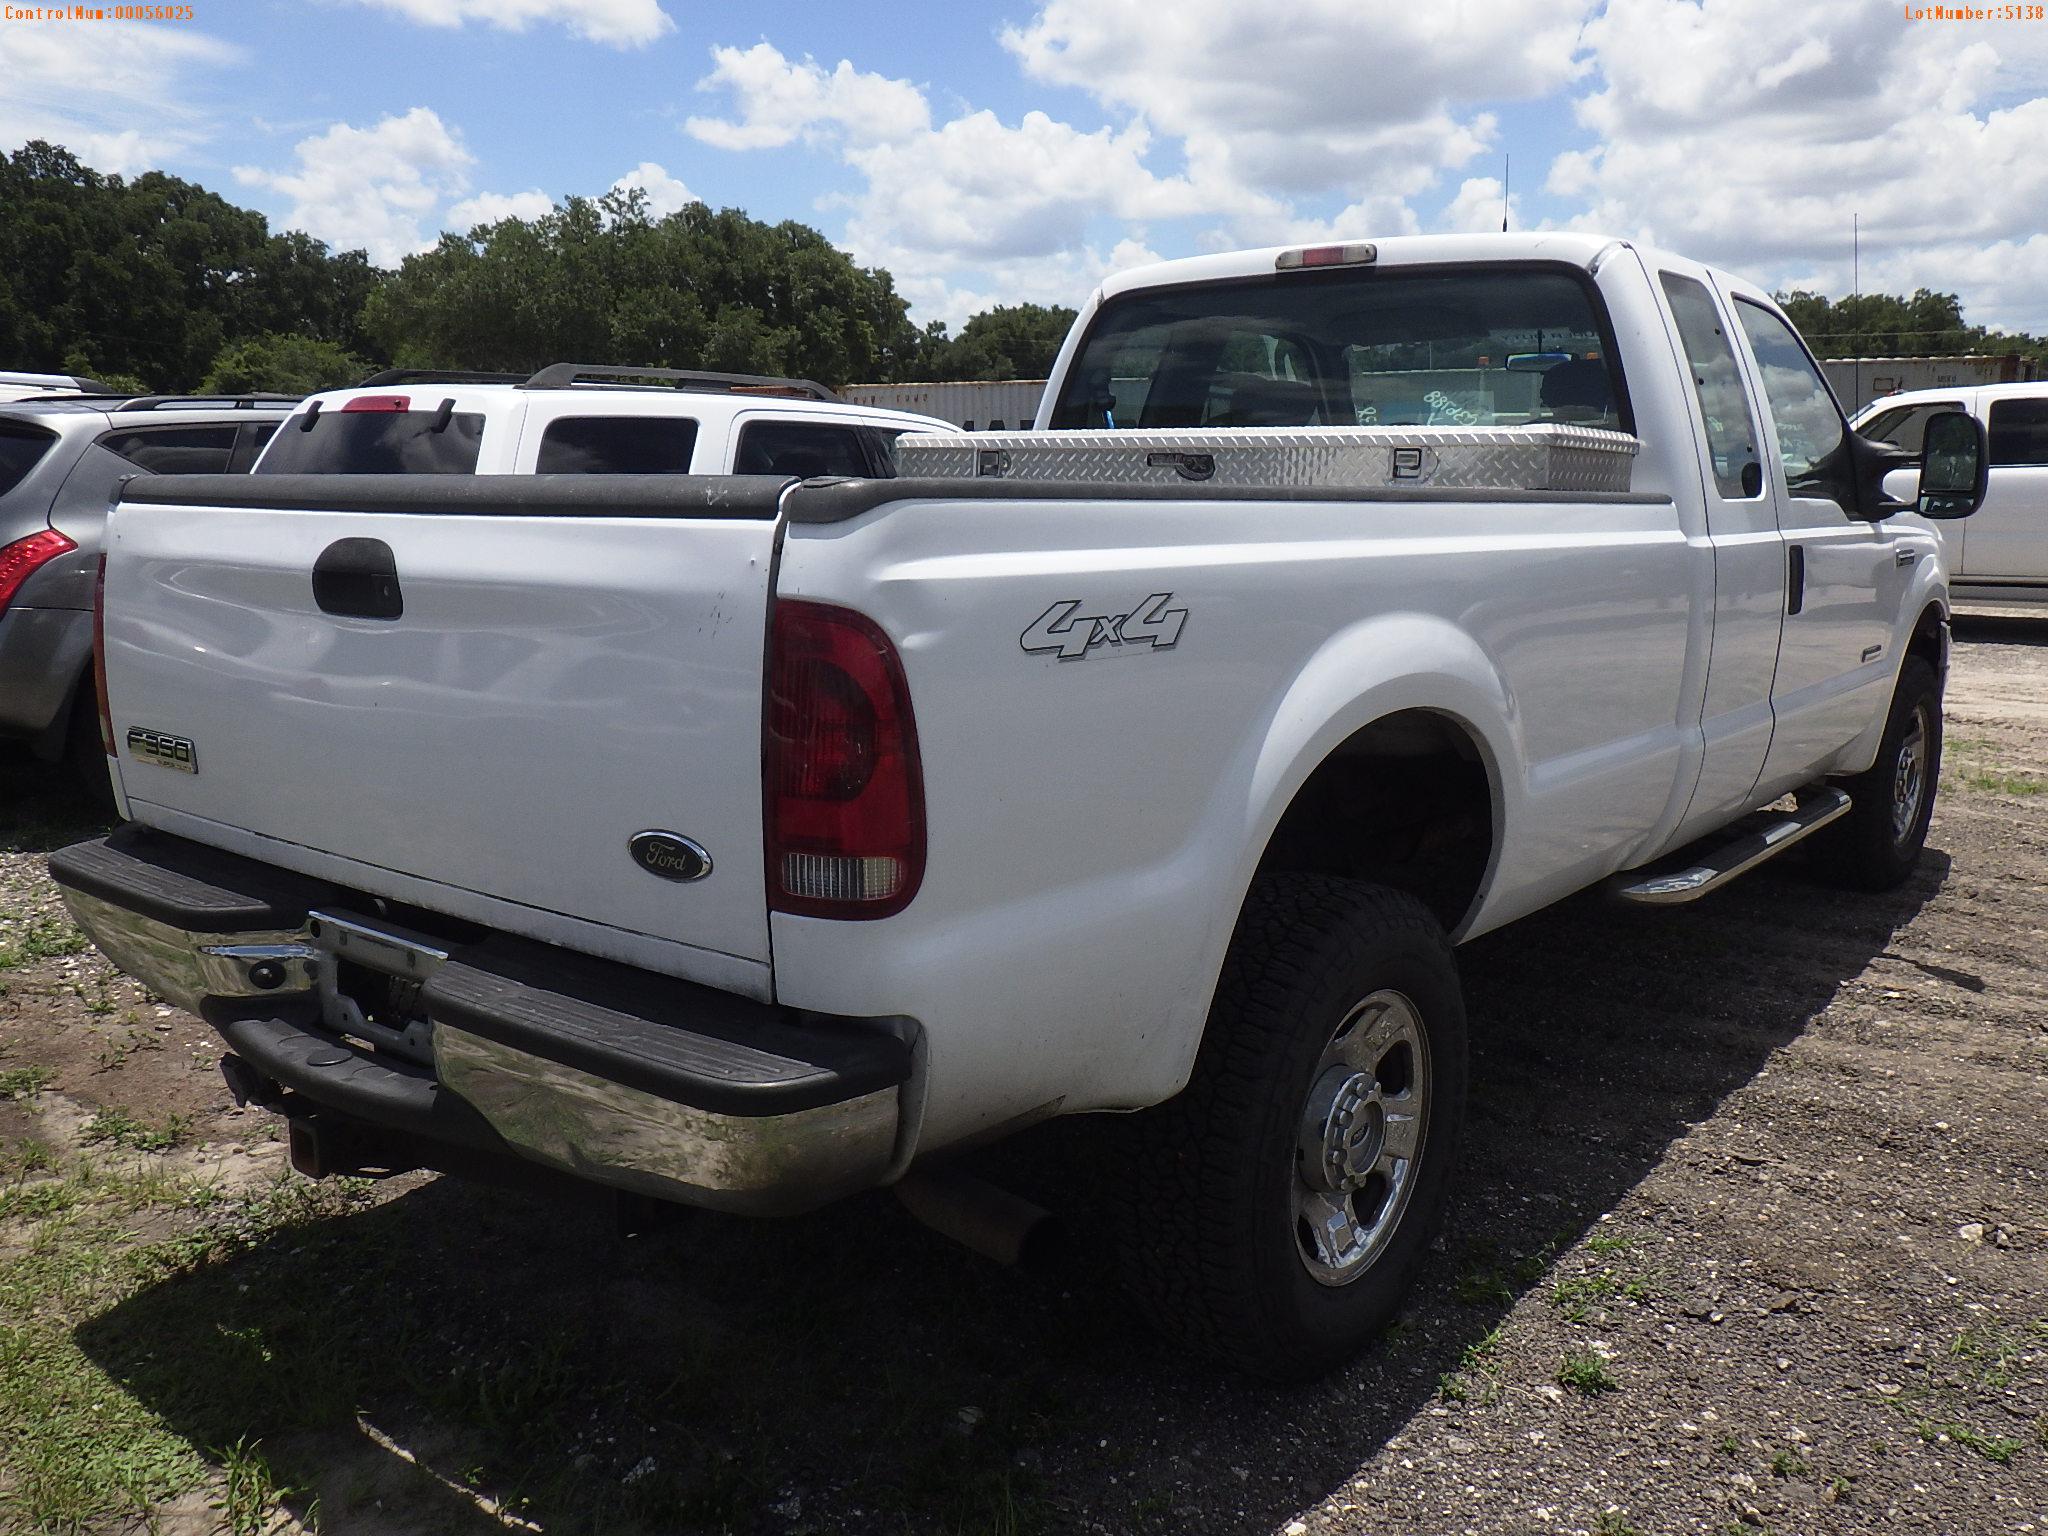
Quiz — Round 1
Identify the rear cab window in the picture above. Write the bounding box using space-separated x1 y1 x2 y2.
1048 263 1630 434
257 397 487 474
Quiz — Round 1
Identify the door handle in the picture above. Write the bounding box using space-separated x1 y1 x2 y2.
1787 544 1805 616
313 537 404 621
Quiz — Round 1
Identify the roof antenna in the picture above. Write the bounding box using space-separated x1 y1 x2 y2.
1502 153 1510 232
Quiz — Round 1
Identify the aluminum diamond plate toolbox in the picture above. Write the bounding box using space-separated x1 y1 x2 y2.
894 425 1640 495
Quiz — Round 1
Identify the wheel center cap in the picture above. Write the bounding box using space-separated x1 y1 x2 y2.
1303 1068 1385 1191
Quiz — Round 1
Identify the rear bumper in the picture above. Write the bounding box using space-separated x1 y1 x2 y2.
0 605 90 747
49 828 911 1214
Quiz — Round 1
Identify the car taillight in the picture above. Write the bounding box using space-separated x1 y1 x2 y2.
341 394 411 412
92 553 113 755
0 527 76 618
766 599 924 919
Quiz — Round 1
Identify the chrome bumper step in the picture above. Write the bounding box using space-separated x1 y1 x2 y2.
1608 787 1852 906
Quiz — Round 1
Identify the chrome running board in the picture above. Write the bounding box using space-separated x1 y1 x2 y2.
1609 787 1853 906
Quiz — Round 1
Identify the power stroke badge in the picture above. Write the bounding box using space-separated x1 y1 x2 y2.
1020 593 1188 662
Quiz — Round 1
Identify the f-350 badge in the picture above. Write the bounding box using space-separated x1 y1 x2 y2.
1020 593 1188 661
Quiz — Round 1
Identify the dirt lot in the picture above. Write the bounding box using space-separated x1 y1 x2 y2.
2 617 2043 1536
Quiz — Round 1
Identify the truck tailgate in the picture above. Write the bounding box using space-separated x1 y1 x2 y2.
103 475 785 976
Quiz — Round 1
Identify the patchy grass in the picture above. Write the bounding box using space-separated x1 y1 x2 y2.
0 914 89 971
1913 1420 2021 1465
0 1063 56 1099
80 1106 194 1153
1944 737 2047 798
1558 1349 1618 1396
1769 1448 1810 1479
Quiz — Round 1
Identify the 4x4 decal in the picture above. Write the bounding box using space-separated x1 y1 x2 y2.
1021 593 1188 661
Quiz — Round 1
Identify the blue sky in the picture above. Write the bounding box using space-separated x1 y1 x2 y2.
4 0 2046 332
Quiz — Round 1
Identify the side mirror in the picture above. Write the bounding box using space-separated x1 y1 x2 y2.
1915 409 1988 520
1845 430 1917 520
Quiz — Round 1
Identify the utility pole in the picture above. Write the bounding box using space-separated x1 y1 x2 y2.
1502 154 1510 232
1853 212 1861 411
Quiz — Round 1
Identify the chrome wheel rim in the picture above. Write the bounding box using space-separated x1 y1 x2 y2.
1892 709 1929 845
1292 988 1430 1287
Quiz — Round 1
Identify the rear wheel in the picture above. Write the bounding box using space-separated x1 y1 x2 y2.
1810 655 1941 891
57 677 116 812
1117 875 1467 1380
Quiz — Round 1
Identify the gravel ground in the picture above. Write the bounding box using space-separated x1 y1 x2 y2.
0 615 2042 1536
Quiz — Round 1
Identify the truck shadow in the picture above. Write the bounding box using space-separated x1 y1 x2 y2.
72 851 1947 1535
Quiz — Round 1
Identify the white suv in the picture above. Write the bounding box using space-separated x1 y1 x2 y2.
254 365 954 479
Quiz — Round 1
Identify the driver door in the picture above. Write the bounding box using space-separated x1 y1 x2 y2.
1721 287 1908 797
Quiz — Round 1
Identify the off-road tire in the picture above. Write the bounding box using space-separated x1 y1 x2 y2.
1117 874 1467 1381
1811 656 1942 892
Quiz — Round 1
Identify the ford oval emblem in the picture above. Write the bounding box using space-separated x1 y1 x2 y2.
629 831 712 883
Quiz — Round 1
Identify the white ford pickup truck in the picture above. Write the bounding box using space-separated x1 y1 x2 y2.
51 234 1989 1379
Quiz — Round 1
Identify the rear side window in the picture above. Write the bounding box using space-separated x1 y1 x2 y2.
733 421 871 478
1988 398 2048 467
98 424 239 475
1660 273 1762 499
1860 401 1962 455
257 409 484 474
536 416 699 473
0 422 56 497
1049 265 1627 432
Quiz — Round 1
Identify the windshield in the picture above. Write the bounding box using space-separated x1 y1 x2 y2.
1049 265 1626 434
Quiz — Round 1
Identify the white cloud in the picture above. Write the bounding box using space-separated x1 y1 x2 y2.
445 189 554 229
686 44 1247 322
1552 0 2048 330
341 0 672 47
235 108 476 266
1003 0 1587 204
0 23 240 173
610 160 697 218
1439 177 1518 236
685 44 931 149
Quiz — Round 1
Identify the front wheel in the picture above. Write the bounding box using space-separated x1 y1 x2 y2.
1810 655 1942 891
1116 875 1467 1381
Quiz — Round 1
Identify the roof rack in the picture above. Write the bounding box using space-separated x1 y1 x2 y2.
519 364 838 401
112 394 301 412
0 371 108 391
356 368 528 387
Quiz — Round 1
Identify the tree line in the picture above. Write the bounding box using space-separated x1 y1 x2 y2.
4 139 2039 398
0 141 1077 395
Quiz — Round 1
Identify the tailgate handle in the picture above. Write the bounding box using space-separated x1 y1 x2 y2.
313 537 403 621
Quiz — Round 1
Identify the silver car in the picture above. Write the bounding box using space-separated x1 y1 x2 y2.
0 394 295 783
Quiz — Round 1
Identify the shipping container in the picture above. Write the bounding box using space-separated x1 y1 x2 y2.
842 380 1048 431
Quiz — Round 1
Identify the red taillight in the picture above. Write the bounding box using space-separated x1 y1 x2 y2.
0 527 76 618
765 600 924 919
341 394 411 412
92 553 114 756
